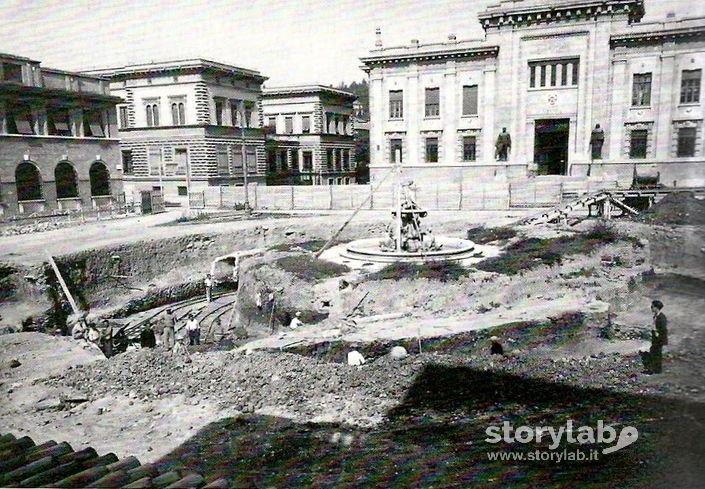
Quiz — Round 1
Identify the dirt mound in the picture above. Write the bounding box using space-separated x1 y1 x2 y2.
43 344 660 429
636 192 705 225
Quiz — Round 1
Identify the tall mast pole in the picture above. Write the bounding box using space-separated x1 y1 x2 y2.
395 148 402 252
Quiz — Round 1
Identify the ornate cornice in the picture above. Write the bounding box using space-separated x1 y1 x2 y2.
611 23 705 46
477 0 645 30
83 59 267 83
360 46 499 72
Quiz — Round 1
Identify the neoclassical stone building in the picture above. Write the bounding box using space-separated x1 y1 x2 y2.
261 85 357 185
361 0 705 187
0 53 122 216
85 59 268 203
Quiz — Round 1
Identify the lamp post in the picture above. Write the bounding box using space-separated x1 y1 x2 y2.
238 107 250 212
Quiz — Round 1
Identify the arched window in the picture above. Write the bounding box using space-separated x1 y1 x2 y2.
89 161 111 196
16 162 42 201
55 161 79 199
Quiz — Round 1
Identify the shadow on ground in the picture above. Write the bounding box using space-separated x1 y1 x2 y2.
155 364 705 488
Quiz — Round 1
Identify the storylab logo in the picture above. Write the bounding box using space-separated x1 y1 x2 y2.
485 420 639 455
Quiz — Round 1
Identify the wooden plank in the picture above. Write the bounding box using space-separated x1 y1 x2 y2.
46 254 80 315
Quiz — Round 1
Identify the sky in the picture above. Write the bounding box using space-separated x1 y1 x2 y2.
0 0 696 88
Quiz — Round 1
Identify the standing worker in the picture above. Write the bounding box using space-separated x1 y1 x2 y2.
642 300 668 374
162 309 175 349
204 274 213 302
186 312 201 346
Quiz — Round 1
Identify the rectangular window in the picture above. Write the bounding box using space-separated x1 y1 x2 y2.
327 113 336 134
267 149 277 172
148 147 162 175
632 73 652 106
291 151 299 171
84 110 104 137
246 147 256 173
462 85 478 116
335 149 342 171
6 103 34 134
118 106 129 129
47 107 71 136
177 186 188 196
173 148 187 175
303 152 313 171
217 148 230 175
232 146 244 171
121 150 133 174
266 116 276 129
529 59 579 88
279 151 288 171
677 127 696 157
2 62 23 83
326 149 334 169
285 116 293 134
425 137 438 162
629 130 648 159
302 115 310 133
425 88 440 117
244 102 254 128
214 99 224 125
230 100 242 126
390 138 402 163
680 69 702 104
463 136 477 161
389 90 403 118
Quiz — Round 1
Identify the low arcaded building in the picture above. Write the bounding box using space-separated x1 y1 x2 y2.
0 53 123 217
262 85 357 185
85 59 268 204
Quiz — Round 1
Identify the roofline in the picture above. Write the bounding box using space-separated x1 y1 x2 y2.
263 85 357 100
611 22 705 45
82 58 267 82
42 67 108 82
0 52 41 64
0 83 123 104
360 45 499 69
477 0 645 30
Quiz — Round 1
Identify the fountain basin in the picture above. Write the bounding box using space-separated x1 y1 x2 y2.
340 237 479 264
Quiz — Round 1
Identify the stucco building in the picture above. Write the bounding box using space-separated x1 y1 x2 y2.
261 85 357 185
85 59 268 204
361 0 705 188
0 53 122 217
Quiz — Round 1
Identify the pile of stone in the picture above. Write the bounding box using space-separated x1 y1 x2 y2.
44 345 659 426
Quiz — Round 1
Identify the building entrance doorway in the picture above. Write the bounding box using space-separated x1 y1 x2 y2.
534 119 570 175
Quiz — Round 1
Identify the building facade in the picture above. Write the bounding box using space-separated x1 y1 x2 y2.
0 53 123 217
261 86 357 185
85 59 268 204
361 0 705 187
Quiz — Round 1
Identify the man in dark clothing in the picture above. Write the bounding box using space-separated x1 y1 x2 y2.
642 300 668 374
140 322 157 348
490 336 504 355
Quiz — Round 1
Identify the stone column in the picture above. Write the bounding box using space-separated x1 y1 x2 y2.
369 72 384 173
406 65 419 165
607 59 628 160
0 100 6 134
444 60 457 164
655 49 676 159
483 66 497 164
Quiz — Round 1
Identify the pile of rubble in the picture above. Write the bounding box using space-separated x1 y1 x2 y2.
44 346 659 425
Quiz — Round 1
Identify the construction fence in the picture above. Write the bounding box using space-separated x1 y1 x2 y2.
185 177 620 211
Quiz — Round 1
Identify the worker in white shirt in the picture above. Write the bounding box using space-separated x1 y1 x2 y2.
186 313 201 345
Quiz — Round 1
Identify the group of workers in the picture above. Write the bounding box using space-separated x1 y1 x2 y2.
71 307 204 360
71 316 128 357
